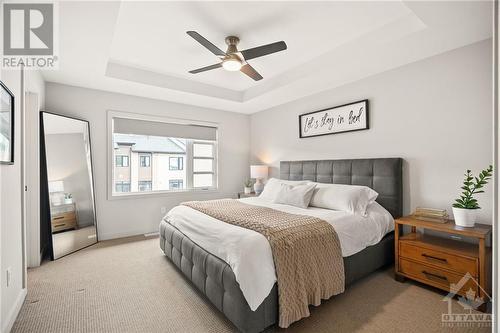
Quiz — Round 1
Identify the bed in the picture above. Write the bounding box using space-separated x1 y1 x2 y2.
159 158 403 333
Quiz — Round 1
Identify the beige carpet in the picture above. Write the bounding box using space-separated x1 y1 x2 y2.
12 236 490 333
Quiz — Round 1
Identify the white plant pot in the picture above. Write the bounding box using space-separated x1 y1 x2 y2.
244 187 252 194
64 198 73 205
452 207 477 227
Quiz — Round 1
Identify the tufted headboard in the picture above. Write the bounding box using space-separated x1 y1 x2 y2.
280 158 403 218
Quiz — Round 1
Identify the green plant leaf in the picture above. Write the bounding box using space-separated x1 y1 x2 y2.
455 166 492 211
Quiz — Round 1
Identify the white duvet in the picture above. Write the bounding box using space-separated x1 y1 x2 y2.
163 197 394 311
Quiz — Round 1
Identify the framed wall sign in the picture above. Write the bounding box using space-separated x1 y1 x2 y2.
299 99 369 138
0 81 14 164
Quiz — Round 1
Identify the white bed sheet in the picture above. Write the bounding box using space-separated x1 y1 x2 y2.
163 197 394 311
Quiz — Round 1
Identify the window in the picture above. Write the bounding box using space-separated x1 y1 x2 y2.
110 113 217 196
169 157 183 170
140 155 150 167
115 155 129 167
138 181 152 192
193 142 216 188
169 179 184 190
115 181 130 192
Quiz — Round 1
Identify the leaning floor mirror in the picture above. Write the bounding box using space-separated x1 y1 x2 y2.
40 112 98 260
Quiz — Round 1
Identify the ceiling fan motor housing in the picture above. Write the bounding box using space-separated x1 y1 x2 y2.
225 36 240 54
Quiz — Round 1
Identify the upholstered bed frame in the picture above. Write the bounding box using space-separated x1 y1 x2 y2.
159 158 403 333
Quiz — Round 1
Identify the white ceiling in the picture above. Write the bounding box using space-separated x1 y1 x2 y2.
41 1 493 114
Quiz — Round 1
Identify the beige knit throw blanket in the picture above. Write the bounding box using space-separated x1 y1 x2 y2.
182 199 345 328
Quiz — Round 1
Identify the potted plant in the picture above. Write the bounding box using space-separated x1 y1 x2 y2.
64 193 73 204
452 165 492 227
244 180 253 194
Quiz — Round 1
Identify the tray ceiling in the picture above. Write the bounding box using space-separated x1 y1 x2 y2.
41 1 493 114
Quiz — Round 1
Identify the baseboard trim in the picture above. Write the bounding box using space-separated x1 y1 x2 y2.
98 229 158 241
2 288 27 333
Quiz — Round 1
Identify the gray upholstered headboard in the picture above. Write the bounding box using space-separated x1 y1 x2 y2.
280 158 403 218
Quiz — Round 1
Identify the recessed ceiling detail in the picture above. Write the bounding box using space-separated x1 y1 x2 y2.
41 1 493 114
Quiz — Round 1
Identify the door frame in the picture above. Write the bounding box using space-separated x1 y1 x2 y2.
24 91 41 268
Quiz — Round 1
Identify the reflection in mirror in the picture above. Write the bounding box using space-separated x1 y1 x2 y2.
41 112 98 260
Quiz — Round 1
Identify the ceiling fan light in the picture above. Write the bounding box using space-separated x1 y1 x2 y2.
222 58 242 71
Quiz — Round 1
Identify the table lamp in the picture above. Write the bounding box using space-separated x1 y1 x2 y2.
48 180 64 193
250 165 268 195
48 180 65 206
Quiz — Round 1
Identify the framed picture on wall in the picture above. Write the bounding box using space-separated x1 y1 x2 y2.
299 99 369 138
0 81 15 164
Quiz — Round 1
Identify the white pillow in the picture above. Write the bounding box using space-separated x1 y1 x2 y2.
259 178 309 202
309 183 378 216
273 183 317 209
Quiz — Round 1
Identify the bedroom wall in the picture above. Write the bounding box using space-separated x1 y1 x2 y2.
0 69 25 333
250 39 493 223
44 83 250 240
1 67 45 332
25 70 46 269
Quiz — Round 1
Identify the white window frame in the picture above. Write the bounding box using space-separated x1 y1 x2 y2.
192 141 217 190
107 110 219 200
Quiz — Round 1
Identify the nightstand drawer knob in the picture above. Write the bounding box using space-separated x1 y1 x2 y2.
422 270 448 282
421 253 448 263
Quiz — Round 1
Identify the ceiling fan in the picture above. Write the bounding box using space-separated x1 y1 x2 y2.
186 31 287 81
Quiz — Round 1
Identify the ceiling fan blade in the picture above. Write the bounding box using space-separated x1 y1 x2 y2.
189 63 222 74
186 31 226 57
240 41 287 61
240 64 263 81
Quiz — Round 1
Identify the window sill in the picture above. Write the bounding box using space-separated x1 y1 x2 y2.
107 188 219 201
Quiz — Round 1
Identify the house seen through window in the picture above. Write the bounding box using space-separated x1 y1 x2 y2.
169 179 183 190
115 155 129 167
138 181 152 192
169 157 183 170
140 155 151 167
111 116 217 195
115 181 130 192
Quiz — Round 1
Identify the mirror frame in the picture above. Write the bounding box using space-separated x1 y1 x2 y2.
40 111 99 260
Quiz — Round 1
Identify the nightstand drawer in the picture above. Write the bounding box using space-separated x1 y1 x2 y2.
400 242 477 276
399 258 477 296
51 211 77 232
51 219 77 232
52 211 76 222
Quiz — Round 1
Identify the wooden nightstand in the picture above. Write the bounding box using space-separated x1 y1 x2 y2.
238 192 258 199
395 216 492 309
51 203 78 233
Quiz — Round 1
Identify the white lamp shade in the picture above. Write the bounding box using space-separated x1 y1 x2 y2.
250 165 268 179
49 180 64 193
